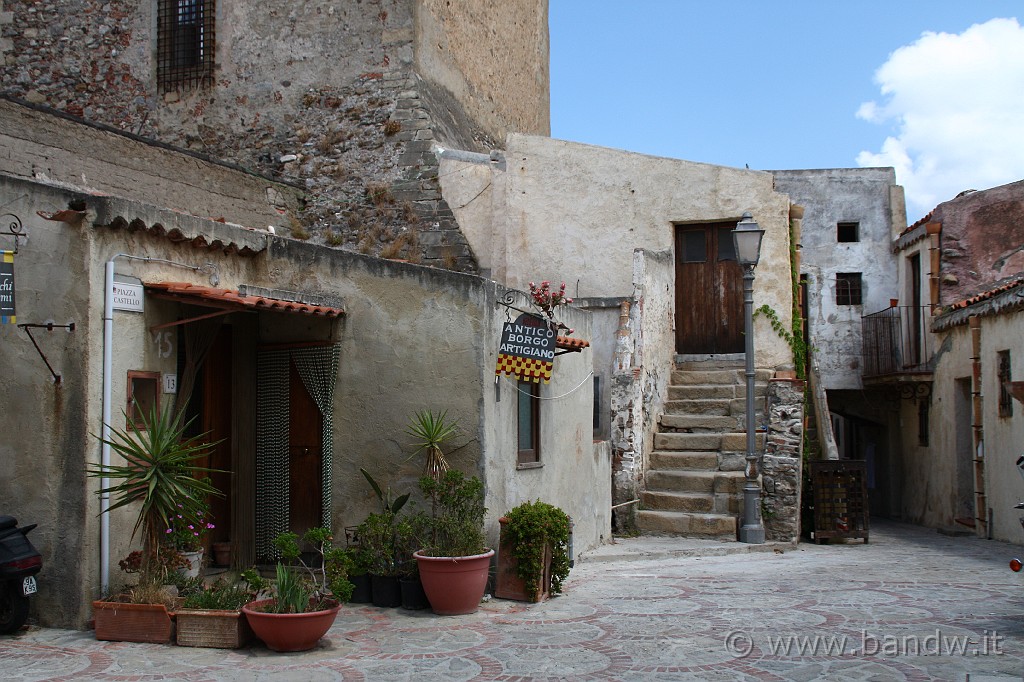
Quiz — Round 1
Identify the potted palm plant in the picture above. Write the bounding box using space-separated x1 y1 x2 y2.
241 527 353 652
87 405 222 643
413 470 492 615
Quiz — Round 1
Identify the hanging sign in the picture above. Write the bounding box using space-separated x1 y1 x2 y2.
495 313 556 383
112 282 144 313
0 250 14 324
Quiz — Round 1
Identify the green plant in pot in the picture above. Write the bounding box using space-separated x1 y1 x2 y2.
413 470 492 615
358 468 411 607
176 577 258 648
241 527 353 652
496 500 571 603
86 405 222 643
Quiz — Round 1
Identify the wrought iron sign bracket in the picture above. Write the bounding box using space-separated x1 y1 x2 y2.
18 322 76 385
0 213 25 254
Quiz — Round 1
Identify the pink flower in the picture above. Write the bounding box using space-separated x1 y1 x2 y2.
165 528 173 534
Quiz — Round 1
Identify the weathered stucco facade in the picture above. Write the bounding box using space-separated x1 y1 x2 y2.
0 100 604 629
890 181 1024 541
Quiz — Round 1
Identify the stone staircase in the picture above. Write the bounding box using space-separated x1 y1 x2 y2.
637 361 772 539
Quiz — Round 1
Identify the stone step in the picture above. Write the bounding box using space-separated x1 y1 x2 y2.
670 368 774 385
636 510 737 538
641 490 741 515
667 383 767 400
663 399 731 416
659 414 741 432
646 470 746 494
654 432 765 452
650 451 719 470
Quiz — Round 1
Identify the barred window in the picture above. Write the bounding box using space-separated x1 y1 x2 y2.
158 0 215 92
835 273 863 306
998 350 1013 418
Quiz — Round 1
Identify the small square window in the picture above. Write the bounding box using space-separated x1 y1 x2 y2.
836 273 863 306
127 371 161 429
837 222 860 242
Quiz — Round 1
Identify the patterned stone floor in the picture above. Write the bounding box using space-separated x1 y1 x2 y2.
2 520 1023 681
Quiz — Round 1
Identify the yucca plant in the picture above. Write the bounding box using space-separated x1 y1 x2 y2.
406 409 459 482
87 405 222 592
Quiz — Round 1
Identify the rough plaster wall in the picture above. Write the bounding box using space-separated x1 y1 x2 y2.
772 168 901 390
0 180 93 629
933 180 1024 304
416 0 549 147
472 135 793 369
0 99 304 229
484 305 609 556
901 326 971 530
978 312 1024 543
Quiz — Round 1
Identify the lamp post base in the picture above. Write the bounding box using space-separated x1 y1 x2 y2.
739 525 766 544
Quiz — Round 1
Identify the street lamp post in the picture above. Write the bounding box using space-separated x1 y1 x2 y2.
733 212 766 544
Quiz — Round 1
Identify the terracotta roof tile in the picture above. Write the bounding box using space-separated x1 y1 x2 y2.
144 282 344 318
947 276 1024 311
556 335 590 351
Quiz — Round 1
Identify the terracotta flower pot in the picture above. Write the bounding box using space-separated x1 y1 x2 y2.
241 599 341 652
413 549 494 615
92 600 174 643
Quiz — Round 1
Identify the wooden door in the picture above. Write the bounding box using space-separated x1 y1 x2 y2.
201 326 233 544
288 361 323 535
675 223 744 354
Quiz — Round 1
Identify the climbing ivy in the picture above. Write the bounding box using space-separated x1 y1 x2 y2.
752 214 808 379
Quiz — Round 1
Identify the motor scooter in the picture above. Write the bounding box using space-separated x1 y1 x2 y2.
0 515 42 634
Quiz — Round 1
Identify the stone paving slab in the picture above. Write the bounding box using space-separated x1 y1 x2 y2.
1 520 1023 681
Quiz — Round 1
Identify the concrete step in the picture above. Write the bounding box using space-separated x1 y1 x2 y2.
641 490 741 515
659 414 740 431
637 510 737 538
646 470 746 494
650 451 719 470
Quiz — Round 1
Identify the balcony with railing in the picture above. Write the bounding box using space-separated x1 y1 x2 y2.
861 305 933 382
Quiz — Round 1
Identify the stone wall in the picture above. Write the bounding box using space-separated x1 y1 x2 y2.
0 0 549 270
762 378 805 542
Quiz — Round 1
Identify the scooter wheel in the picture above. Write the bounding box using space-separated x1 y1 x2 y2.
0 582 30 635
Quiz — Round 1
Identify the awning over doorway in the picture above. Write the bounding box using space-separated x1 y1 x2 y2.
144 282 345 319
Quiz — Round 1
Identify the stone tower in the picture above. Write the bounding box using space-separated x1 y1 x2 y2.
1 0 549 269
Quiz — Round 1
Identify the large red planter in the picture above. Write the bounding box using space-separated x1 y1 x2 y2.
413 549 494 615
241 599 341 652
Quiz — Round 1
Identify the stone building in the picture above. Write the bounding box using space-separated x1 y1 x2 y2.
0 0 549 269
870 180 1024 541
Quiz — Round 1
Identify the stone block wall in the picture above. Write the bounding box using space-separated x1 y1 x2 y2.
762 378 805 542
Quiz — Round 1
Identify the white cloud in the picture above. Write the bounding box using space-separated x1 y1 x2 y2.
857 17 1024 220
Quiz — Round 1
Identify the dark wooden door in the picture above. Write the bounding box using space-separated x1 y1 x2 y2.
288 362 323 535
201 326 233 544
675 223 743 354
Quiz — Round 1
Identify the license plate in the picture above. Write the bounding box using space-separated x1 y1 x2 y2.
22 576 37 596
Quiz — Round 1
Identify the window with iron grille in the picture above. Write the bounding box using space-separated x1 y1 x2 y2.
998 350 1013 418
835 273 862 305
917 399 929 447
157 0 215 92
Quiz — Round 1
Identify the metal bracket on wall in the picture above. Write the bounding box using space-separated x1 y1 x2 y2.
898 382 932 401
18 322 76 384
0 213 25 253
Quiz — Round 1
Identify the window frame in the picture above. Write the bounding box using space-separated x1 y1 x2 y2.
516 380 542 468
835 272 863 306
157 0 216 92
126 370 161 430
837 222 860 243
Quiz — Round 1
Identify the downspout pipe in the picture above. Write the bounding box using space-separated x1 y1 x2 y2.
100 256 119 594
99 254 209 594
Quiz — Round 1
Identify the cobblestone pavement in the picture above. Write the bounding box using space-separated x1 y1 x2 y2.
2 520 1023 681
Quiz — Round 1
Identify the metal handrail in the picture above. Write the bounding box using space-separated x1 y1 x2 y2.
861 305 933 378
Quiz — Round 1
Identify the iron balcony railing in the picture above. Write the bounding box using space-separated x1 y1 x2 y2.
861 305 933 378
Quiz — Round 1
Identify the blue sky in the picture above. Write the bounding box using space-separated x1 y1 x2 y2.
550 2 1024 220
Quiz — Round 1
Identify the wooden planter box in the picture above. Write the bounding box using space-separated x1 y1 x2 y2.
176 608 253 648
92 601 174 644
495 518 552 603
